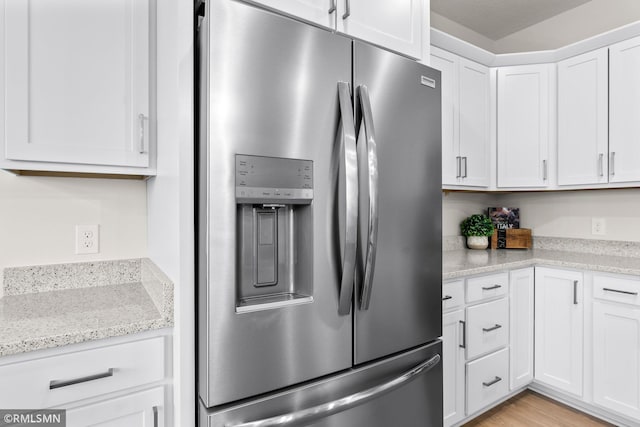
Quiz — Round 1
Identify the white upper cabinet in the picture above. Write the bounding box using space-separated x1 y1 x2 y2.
497 64 551 188
610 35 640 183
431 48 489 188
246 0 335 29
1 0 152 176
336 0 423 59
558 49 608 186
248 0 425 59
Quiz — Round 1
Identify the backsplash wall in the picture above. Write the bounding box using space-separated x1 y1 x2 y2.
443 188 640 242
498 189 640 242
0 171 147 276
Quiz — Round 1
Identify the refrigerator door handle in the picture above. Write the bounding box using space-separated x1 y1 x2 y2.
357 85 379 311
337 81 358 315
225 354 441 427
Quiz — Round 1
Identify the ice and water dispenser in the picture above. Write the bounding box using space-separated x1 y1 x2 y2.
235 154 313 312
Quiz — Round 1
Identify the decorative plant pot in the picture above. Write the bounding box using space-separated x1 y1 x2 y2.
466 235 488 250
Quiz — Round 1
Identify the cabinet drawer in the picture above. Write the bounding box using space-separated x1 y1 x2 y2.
466 298 509 360
466 347 509 415
0 337 165 409
443 280 464 311
466 272 508 303
594 275 640 306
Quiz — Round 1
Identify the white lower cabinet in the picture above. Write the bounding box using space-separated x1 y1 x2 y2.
66 387 164 427
442 272 517 426
534 267 584 397
466 347 509 415
443 309 465 427
592 275 640 420
0 332 169 426
445 265 640 426
509 268 534 390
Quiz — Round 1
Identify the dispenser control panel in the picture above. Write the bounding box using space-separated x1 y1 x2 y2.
235 154 313 204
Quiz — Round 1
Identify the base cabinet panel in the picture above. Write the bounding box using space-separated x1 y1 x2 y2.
443 309 465 427
466 348 509 415
66 387 164 427
509 268 534 390
593 301 640 420
534 268 583 397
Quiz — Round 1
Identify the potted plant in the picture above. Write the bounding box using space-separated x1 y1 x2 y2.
460 214 495 250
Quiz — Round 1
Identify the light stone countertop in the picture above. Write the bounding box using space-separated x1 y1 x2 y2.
0 258 173 357
443 236 640 280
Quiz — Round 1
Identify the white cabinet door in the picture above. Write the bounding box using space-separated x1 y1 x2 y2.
246 0 335 29
3 0 150 169
558 48 608 185
610 35 640 183
458 58 490 187
430 48 459 186
431 48 489 188
497 64 551 188
337 0 423 59
534 267 583 397
443 309 465 427
66 387 164 427
593 301 640 420
509 267 534 390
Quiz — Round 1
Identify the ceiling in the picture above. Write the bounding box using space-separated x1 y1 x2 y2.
431 0 640 53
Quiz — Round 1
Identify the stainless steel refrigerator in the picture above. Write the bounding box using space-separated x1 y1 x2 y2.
197 1 443 425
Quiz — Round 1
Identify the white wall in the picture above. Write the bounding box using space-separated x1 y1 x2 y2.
0 170 147 272
444 189 640 242
498 189 640 242
442 191 495 236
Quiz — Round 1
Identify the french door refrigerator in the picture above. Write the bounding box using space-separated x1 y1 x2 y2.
197 1 443 425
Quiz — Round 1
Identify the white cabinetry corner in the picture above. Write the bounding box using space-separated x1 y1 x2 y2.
609 35 640 184
247 0 426 60
534 267 584 397
497 64 553 188
509 267 534 390
431 47 490 188
557 48 608 186
0 0 154 177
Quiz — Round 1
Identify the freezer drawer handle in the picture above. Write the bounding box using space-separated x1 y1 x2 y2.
482 376 502 388
357 85 379 311
603 287 638 296
336 82 358 315
482 284 501 291
49 368 114 390
225 354 441 427
482 324 502 333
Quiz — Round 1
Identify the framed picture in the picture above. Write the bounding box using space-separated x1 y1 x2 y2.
488 207 520 230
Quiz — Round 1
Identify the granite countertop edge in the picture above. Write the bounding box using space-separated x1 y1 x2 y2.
443 248 640 280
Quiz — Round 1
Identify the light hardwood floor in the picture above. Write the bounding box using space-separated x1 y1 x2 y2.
463 390 614 427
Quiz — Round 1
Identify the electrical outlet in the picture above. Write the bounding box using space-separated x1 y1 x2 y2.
592 218 606 235
76 225 99 254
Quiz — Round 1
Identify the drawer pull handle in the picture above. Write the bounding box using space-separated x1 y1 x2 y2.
49 368 114 390
482 376 502 387
482 324 502 333
442 295 453 301
482 284 501 291
603 287 638 296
